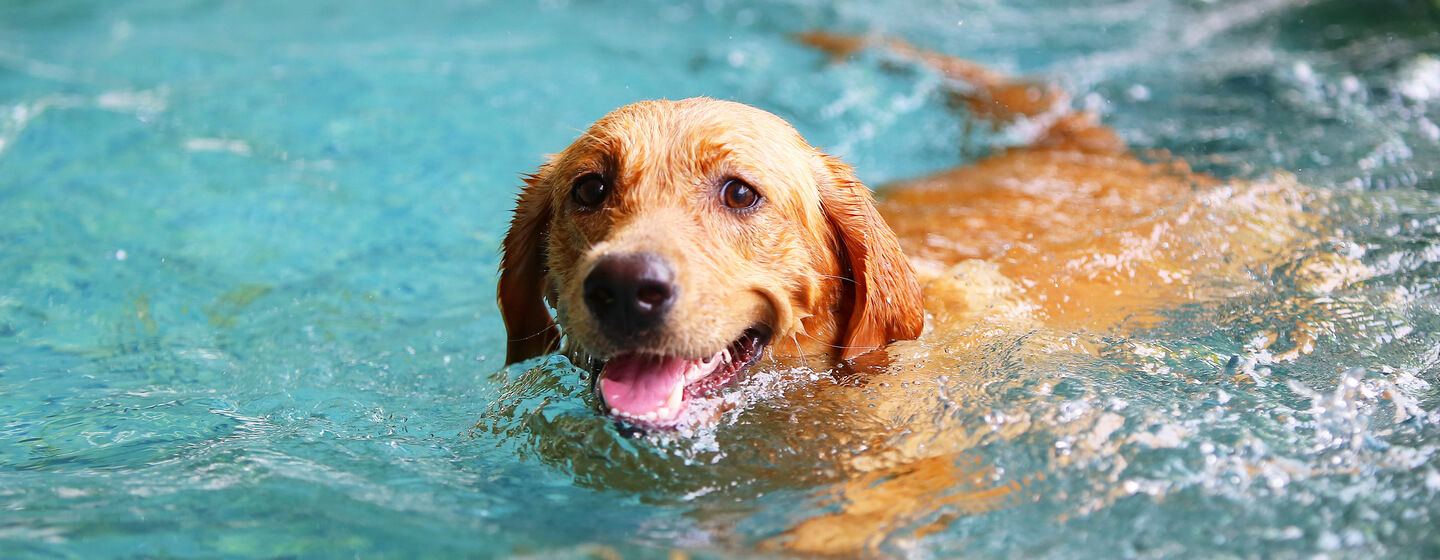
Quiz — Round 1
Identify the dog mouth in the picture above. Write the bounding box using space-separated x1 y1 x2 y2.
595 327 771 427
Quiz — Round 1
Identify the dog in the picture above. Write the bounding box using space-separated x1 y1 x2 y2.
497 33 1342 426
495 34 1357 554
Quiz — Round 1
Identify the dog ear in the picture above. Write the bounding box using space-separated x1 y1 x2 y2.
817 156 924 361
498 171 562 365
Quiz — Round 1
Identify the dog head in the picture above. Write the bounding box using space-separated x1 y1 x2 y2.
498 98 922 427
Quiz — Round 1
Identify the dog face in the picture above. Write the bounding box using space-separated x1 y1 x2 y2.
499 98 922 427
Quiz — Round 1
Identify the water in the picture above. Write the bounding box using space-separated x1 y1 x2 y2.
3 0 1439 557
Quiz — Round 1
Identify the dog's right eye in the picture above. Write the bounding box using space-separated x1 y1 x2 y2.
571 174 609 208
721 178 761 210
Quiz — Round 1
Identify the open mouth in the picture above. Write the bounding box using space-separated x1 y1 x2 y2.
595 327 771 427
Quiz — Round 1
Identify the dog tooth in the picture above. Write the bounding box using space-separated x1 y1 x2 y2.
665 377 686 419
688 361 710 383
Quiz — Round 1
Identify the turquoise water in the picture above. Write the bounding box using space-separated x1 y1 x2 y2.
3 0 1440 557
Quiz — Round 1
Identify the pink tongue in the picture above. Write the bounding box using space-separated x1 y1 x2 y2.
598 354 689 420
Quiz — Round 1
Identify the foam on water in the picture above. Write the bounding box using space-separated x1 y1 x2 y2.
3 0 1440 558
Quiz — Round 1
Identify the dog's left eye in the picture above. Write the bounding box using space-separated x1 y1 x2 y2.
721 179 761 210
571 174 609 208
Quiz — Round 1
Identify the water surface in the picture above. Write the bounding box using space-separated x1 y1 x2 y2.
3 0 1440 557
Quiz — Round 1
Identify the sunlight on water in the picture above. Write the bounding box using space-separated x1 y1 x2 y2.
2 0 1440 558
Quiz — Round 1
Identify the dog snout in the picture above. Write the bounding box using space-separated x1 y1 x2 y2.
583 253 677 337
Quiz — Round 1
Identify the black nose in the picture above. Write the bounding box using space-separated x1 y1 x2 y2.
583 253 677 337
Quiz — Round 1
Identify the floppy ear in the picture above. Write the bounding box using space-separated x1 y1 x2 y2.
498 172 562 365
817 156 924 361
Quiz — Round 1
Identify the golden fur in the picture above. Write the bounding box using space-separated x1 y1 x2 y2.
498 33 1353 555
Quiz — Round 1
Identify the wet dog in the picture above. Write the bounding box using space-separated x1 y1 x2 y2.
498 33 1337 430
496 33 1355 555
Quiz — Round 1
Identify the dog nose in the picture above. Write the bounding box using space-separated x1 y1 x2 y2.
583 253 676 336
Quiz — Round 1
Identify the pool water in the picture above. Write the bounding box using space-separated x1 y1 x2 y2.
4 0 1440 557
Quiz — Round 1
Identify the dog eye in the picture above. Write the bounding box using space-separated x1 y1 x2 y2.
571 174 609 208
721 179 761 210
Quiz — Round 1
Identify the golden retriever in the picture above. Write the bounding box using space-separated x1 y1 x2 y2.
494 33 1361 555
497 33 1338 430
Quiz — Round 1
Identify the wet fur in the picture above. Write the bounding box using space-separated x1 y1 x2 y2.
498 34 1349 556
